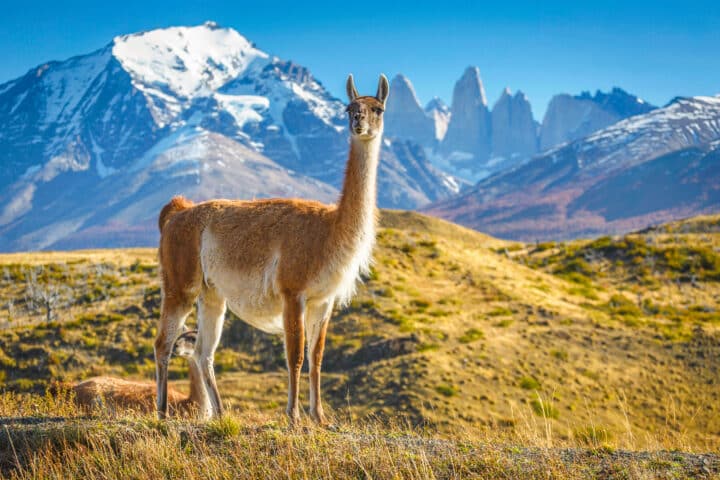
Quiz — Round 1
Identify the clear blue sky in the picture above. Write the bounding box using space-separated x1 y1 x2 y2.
1 0 718 118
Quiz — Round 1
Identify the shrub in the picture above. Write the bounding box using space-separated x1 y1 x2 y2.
533 241 557 252
574 425 613 446
400 243 416 255
206 416 241 439
417 343 439 352
0 347 16 367
530 398 559 419
458 328 484 344
435 384 459 397
129 260 156 274
606 294 642 319
488 307 513 317
519 377 540 390
410 299 430 312
550 349 568 361
494 319 513 328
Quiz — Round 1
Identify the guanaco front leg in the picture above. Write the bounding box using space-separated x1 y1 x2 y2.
283 292 305 424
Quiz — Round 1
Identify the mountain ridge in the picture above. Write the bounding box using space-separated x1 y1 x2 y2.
426 95 720 240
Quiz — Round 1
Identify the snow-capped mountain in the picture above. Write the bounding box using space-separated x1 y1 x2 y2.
426 95 720 241
0 23 456 251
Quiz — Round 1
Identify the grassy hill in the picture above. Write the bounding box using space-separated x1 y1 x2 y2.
0 210 718 477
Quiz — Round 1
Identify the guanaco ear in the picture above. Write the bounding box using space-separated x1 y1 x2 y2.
346 74 359 102
376 74 389 106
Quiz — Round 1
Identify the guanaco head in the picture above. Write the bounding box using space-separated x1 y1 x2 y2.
345 74 389 140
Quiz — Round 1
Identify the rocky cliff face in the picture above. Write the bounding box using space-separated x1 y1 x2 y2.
425 97 451 141
384 75 436 147
439 67 492 177
490 88 538 161
539 88 655 151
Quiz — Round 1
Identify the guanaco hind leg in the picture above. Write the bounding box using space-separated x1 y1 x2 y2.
154 297 193 419
194 286 227 418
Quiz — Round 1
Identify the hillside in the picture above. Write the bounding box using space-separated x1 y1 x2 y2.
0 210 718 464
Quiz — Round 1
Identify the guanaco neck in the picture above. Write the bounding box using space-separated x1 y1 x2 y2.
333 135 382 244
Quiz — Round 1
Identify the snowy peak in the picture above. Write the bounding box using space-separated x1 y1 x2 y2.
571 94 720 170
425 97 449 114
112 23 268 100
110 23 270 128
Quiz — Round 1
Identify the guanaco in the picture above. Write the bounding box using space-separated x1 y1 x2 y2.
154 74 389 424
67 331 200 414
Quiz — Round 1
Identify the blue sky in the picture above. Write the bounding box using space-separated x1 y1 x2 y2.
1 0 718 118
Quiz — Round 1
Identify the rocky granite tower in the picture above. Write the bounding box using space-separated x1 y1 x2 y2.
384 74 436 147
491 88 538 160
440 67 492 173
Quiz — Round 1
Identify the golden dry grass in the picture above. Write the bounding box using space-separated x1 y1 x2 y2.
1 392 717 479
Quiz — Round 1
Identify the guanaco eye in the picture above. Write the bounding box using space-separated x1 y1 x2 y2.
373 108 383 114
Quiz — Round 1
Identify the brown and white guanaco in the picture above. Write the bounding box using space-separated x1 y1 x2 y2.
154 74 389 424
64 331 200 414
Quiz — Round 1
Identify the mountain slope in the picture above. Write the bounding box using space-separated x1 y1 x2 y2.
0 129 339 251
427 95 720 240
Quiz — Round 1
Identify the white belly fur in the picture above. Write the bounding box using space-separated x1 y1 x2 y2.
199 231 343 336
205 266 286 334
